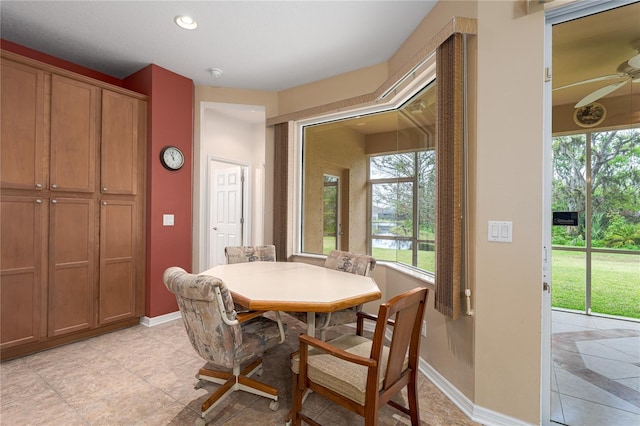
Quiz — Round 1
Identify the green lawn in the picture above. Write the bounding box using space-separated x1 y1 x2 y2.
324 238 639 319
552 250 640 319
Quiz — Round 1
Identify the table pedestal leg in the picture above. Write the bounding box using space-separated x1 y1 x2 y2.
306 311 315 337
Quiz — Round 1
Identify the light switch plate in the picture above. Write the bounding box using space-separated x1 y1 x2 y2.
488 221 512 242
163 214 174 226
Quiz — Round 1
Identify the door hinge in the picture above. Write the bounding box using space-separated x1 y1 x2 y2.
543 282 550 293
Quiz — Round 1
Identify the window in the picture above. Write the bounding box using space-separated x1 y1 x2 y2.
301 82 437 274
323 174 339 254
370 150 435 271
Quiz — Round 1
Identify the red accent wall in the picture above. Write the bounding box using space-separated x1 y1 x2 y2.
3 40 194 319
125 65 194 317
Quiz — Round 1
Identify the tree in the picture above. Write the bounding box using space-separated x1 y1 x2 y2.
552 129 640 249
370 151 436 238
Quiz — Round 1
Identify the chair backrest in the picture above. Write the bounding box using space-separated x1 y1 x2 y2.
367 287 428 392
324 250 376 276
225 245 276 264
162 267 242 368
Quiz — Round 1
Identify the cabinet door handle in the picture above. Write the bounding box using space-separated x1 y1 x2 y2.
35 183 42 189
36 199 42 204
51 199 57 204
51 184 58 189
102 187 108 192
102 201 108 205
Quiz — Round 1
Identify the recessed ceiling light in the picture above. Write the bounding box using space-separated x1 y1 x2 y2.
175 15 197 30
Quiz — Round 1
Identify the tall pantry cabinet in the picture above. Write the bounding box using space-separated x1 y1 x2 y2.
0 51 147 360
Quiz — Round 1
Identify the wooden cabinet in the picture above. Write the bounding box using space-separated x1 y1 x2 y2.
101 90 140 195
48 197 96 337
99 199 137 324
0 60 45 190
0 196 47 349
0 51 147 360
50 75 99 193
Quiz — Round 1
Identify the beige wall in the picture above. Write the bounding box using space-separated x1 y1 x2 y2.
475 1 544 422
303 126 368 254
277 63 388 115
193 1 549 423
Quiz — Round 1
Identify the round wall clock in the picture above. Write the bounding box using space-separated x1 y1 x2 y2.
573 102 606 128
160 146 185 171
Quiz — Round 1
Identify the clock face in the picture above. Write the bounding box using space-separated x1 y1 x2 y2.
160 146 184 170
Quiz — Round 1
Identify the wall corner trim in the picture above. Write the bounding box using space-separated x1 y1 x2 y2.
140 311 181 327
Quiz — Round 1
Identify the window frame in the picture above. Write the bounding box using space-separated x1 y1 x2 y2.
368 150 436 271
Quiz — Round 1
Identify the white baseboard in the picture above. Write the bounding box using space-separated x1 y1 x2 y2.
140 311 181 327
140 312 530 425
419 359 533 426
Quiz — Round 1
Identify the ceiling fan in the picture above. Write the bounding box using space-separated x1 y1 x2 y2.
554 42 640 108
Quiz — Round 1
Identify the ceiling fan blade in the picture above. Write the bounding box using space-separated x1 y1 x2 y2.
554 74 624 91
574 80 629 108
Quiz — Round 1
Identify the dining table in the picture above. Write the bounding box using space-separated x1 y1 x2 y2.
199 261 382 336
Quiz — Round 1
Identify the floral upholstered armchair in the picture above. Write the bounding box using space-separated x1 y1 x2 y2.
287 250 376 340
162 267 284 424
223 244 285 340
224 244 276 264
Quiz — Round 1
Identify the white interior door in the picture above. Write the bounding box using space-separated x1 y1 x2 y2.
208 159 246 268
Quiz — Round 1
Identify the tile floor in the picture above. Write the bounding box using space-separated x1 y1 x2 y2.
0 313 478 425
551 310 640 426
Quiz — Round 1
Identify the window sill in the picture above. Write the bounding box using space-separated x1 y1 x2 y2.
379 261 435 286
291 253 435 286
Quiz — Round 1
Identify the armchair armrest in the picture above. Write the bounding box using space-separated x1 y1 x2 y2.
298 334 376 368
236 310 266 323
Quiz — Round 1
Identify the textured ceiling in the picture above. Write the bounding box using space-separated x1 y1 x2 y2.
2 1 638 108
0 0 436 91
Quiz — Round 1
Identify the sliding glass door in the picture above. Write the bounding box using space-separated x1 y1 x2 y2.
551 129 640 319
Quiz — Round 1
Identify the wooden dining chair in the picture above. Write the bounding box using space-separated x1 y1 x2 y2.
287 250 376 340
224 244 285 342
290 286 429 426
162 267 284 425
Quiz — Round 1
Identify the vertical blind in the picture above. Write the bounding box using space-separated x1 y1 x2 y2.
435 33 465 320
273 122 289 262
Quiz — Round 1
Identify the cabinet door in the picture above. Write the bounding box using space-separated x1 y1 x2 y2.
99 200 136 324
0 196 47 349
0 60 45 190
101 90 140 195
50 75 98 193
48 197 95 336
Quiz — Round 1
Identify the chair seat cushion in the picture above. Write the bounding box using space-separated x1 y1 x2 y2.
286 308 358 329
291 334 407 405
234 316 284 365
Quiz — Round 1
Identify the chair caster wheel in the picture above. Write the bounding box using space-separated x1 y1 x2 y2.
194 379 204 389
269 400 279 411
195 417 206 426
